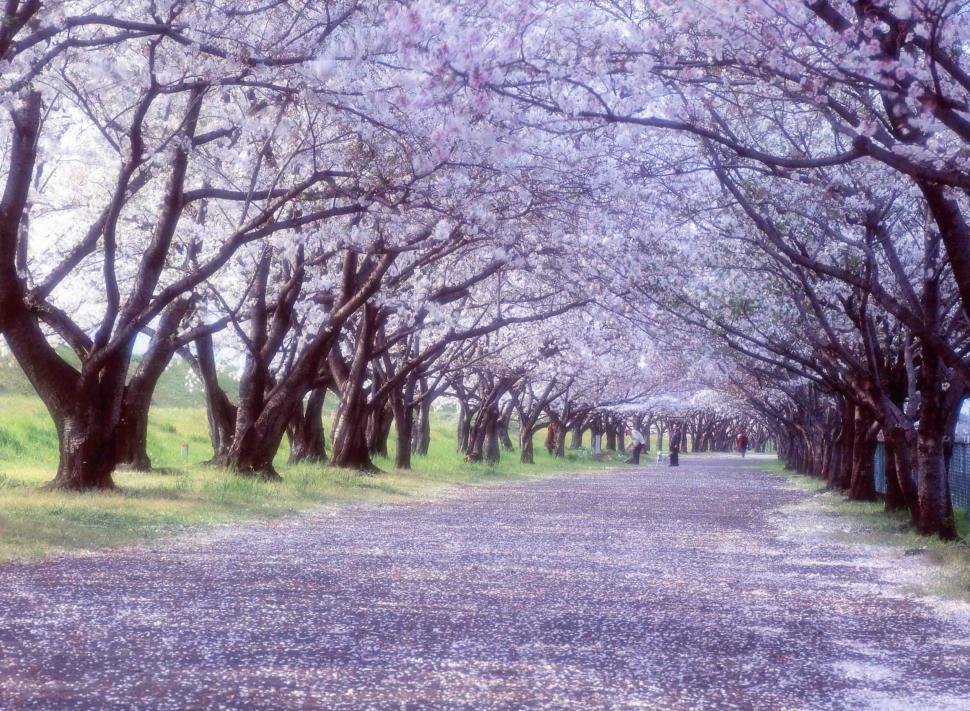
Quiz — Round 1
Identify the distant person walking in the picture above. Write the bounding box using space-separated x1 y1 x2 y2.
736 432 748 458
669 422 683 467
625 422 645 464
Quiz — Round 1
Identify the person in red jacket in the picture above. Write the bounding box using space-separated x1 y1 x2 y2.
736 432 749 458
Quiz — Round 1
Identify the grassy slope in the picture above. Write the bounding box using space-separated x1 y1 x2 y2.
756 459 970 601
0 393 620 563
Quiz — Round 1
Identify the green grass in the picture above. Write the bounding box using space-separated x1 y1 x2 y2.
755 458 970 601
0 394 622 563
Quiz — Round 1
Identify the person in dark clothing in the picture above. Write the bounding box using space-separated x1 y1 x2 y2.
669 422 683 467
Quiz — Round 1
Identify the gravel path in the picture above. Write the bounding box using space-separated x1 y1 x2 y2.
2 456 970 710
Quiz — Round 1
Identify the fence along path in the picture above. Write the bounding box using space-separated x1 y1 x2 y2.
874 442 970 512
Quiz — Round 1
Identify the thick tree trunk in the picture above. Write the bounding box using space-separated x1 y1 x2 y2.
225 422 287 480
466 377 516 463
392 396 413 470
456 400 472 454
116 298 193 471
46 406 119 491
589 416 602 453
194 334 237 464
883 427 920 524
834 400 856 490
819 437 832 481
115 392 153 472
569 422 583 449
367 403 393 458
0 96 126 490
219 384 290 479
331 406 375 471
467 404 499 463
412 397 432 455
330 305 378 472
555 421 567 458
915 353 957 539
912 262 957 539
224 254 392 479
287 387 327 464
605 424 617 451
520 425 536 464
390 377 417 470
5 322 128 490
883 440 903 512
849 411 878 501
498 410 515 452
484 413 501 465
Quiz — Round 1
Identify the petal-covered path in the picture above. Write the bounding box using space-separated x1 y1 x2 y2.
2 457 970 710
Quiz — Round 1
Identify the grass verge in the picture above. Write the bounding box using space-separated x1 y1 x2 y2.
755 458 970 601
0 396 623 563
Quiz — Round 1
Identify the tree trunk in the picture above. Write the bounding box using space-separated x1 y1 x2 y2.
220 379 291 479
569 422 583 449
555 421 567 458
883 440 903 512
520 425 536 464
498 409 515 452
46 406 119 491
0 94 121 491
331 405 375 471
115 390 153 472
883 427 920 524
834 401 855 490
193 334 237 464
484 413 501 465
849 410 878 501
915 352 957 539
467 404 499 463
330 305 378 472
589 416 602 453
4 318 128 491
392 394 413 470
456 400 472 454
913 259 958 539
287 387 327 464
116 298 193 470
367 402 393 458
412 397 432 455
330 412 370 472
0 94 126 491
224 253 392 479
